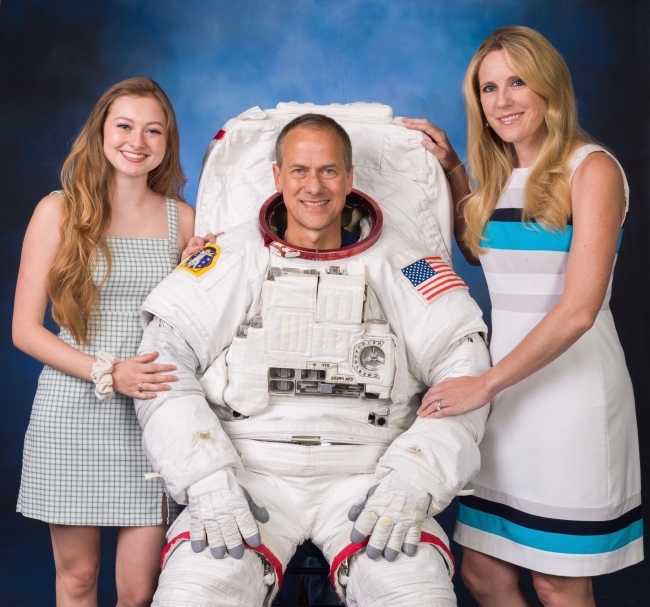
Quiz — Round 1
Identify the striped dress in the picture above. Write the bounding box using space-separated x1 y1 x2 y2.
17 198 181 526
454 145 643 576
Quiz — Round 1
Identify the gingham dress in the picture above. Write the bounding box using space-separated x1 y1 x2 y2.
17 198 181 526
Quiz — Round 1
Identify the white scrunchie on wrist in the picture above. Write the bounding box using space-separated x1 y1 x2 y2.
91 351 118 402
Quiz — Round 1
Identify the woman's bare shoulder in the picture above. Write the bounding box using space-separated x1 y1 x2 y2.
30 192 65 228
175 200 195 228
175 200 196 251
175 199 195 216
571 148 625 221
20 193 65 273
572 149 622 187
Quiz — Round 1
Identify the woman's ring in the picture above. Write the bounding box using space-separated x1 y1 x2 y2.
138 383 144 392
436 400 442 412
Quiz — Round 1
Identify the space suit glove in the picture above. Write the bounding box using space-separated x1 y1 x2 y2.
187 469 269 559
348 470 431 562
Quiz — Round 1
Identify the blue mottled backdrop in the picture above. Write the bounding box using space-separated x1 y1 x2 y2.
1 0 648 604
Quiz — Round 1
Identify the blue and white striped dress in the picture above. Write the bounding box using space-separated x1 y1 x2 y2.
454 145 643 576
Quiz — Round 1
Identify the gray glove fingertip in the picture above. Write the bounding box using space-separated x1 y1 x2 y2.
348 484 377 521
367 484 379 498
350 528 367 544
243 487 270 523
384 547 399 562
228 544 245 559
245 532 262 548
366 545 382 560
348 502 365 522
402 543 418 557
191 540 206 553
210 545 227 559
253 505 270 523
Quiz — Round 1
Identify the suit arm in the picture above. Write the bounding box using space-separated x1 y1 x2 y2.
135 318 242 504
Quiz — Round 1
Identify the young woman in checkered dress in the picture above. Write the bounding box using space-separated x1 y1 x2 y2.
13 78 199 606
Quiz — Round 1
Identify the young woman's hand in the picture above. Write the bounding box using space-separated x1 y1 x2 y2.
402 118 462 174
418 375 493 418
112 352 177 399
181 232 220 260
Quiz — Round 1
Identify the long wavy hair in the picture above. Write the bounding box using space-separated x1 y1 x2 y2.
48 77 186 345
461 26 591 256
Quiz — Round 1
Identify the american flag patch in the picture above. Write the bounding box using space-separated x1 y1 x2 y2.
401 256 467 303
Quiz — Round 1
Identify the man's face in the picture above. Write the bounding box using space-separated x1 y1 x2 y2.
273 126 353 244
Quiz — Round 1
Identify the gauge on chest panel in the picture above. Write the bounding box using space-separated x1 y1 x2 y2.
352 339 387 377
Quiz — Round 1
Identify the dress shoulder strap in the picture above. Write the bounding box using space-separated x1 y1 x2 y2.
569 144 630 216
166 198 180 265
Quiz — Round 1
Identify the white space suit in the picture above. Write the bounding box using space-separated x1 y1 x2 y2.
135 103 491 606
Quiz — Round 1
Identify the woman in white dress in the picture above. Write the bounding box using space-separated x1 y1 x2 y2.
404 26 642 607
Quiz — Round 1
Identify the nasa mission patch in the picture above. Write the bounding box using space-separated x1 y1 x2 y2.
179 243 221 277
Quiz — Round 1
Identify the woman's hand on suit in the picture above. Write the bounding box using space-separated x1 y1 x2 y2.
402 118 462 174
181 233 219 261
112 351 177 399
418 374 493 418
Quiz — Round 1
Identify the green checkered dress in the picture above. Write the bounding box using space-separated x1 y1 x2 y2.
17 198 181 526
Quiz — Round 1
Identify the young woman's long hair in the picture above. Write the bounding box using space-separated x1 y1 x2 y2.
48 77 186 345
461 26 591 256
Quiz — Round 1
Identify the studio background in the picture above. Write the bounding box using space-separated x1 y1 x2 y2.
1 0 648 604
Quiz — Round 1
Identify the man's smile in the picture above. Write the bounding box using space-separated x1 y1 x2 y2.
300 199 329 207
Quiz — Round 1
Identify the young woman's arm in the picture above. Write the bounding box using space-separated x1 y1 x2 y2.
13 194 176 399
419 151 625 416
402 118 480 265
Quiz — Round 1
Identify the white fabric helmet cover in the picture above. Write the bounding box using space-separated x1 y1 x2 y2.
195 102 454 264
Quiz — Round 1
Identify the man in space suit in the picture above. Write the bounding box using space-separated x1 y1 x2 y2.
135 113 491 606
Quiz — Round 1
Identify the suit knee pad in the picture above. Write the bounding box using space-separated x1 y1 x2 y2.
345 545 457 607
154 542 273 607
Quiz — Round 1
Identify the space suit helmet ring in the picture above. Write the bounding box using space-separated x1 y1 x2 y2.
259 188 384 261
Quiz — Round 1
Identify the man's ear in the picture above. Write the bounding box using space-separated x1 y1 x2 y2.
272 164 283 193
346 166 354 194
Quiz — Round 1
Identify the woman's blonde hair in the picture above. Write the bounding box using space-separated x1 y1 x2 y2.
462 26 590 256
48 77 186 345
